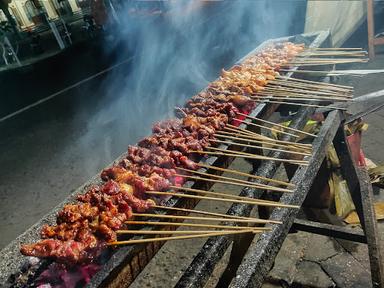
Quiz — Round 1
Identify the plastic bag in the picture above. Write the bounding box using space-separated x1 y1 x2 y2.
330 172 355 218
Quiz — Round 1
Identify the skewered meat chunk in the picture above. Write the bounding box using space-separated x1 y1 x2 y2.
118 160 177 178
57 203 99 224
101 166 173 194
80 180 154 212
21 180 153 263
20 238 102 265
128 146 176 168
183 99 240 120
152 119 182 134
141 120 213 153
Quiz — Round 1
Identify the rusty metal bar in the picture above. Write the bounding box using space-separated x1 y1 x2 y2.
291 219 366 244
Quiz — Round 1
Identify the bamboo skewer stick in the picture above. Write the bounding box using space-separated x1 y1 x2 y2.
220 129 273 144
170 186 296 206
260 86 351 95
261 90 351 101
263 82 352 94
216 130 277 144
224 125 263 138
214 132 312 152
256 92 351 101
291 57 368 62
266 86 352 97
265 81 352 93
208 144 307 159
218 130 278 145
274 81 354 93
287 58 368 64
306 47 363 50
287 58 368 63
276 75 353 89
266 80 353 94
131 213 282 224
226 122 299 138
279 69 348 75
274 76 353 89
282 61 365 67
300 50 366 54
197 162 294 188
227 120 299 139
189 150 308 166
170 183 293 199
147 190 293 207
221 125 311 149
236 112 317 138
298 52 367 57
257 94 350 103
263 86 350 97
174 172 297 191
124 221 270 230
117 229 266 235
283 61 367 67
152 205 255 220
299 55 366 58
221 128 304 151
252 95 349 103
108 230 260 246
253 98 345 109
206 146 308 164
174 168 295 193
252 98 347 110
220 128 308 150
257 92 350 101
223 127 258 140
160 186 300 207
210 139 312 157
271 76 353 89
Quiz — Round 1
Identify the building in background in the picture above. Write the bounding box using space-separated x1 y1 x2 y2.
4 0 83 30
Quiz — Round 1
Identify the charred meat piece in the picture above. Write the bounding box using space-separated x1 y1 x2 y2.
101 166 173 194
20 238 103 265
152 119 182 134
128 146 176 168
57 203 99 224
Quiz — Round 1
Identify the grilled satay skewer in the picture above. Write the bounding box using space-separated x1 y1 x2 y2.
109 230 260 246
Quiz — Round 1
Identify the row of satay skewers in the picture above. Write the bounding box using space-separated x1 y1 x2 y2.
282 47 369 75
110 114 312 245
112 46 367 247
110 45 364 246
19 44 363 264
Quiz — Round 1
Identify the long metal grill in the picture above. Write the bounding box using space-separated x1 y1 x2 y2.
0 30 332 288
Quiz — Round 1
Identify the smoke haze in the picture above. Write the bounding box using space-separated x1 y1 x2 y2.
80 0 305 172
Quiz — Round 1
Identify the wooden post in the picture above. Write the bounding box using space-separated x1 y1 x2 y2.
333 126 384 287
367 0 375 59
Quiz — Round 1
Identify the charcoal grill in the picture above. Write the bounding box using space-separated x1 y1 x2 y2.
1 30 382 288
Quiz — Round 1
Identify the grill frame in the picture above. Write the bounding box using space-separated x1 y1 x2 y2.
0 30 330 288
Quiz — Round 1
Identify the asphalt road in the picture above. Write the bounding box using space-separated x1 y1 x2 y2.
0 45 232 249
0 59 194 248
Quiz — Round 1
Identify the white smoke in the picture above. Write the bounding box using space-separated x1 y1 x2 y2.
79 0 303 173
